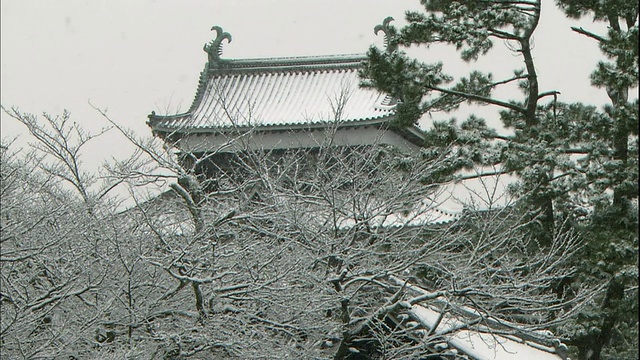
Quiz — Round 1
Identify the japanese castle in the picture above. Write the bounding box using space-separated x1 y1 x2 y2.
147 25 461 226
144 25 568 360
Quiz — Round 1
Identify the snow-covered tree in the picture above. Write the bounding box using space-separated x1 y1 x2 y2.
360 1 638 359
2 105 594 359
554 1 639 359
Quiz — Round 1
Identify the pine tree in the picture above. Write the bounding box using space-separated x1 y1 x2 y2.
361 1 638 358
361 0 561 242
554 1 638 359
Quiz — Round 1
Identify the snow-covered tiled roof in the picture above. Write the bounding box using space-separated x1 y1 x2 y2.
146 25 427 150
147 54 396 133
389 276 569 360
411 305 566 360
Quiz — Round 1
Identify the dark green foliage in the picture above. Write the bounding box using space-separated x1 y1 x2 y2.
556 0 638 25
360 47 451 127
403 1 533 61
547 4 638 356
362 0 638 358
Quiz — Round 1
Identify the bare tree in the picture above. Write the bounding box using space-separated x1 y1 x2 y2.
1 100 595 359
0 109 119 359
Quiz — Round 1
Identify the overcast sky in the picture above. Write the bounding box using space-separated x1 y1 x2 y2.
1 0 610 178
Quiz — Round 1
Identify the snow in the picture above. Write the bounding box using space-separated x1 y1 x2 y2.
411 305 563 360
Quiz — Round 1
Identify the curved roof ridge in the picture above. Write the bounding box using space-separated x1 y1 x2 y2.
211 55 367 73
218 53 366 64
187 62 213 114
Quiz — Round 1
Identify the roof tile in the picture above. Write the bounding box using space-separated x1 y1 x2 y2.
148 55 395 132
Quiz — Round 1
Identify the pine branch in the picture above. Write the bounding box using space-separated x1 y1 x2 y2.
488 28 521 40
570 27 607 43
454 170 511 182
426 85 526 114
537 91 561 100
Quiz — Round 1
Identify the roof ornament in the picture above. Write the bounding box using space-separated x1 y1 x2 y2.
204 26 232 63
374 16 397 53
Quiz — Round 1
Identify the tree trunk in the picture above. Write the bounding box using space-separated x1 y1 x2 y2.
577 277 625 360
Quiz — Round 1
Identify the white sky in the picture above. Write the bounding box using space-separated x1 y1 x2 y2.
1 0 610 188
